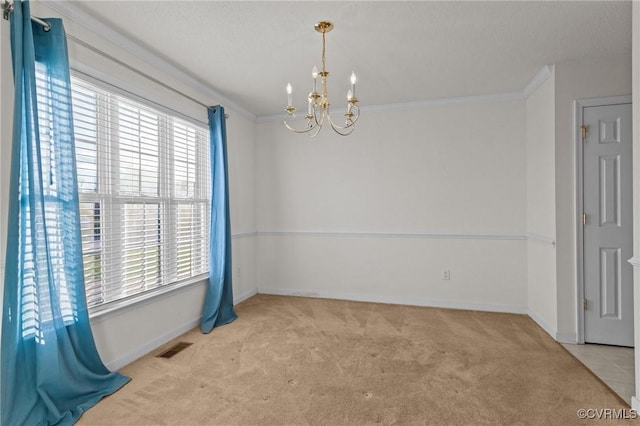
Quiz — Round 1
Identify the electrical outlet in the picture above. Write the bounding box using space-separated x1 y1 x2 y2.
442 269 451 280
235 266 241 279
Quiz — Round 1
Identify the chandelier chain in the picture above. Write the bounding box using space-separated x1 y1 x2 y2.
321 31 328 99
322 31 326 74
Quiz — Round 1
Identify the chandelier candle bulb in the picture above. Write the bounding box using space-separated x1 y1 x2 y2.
286 83 293 106
312 66 319 93
350 72 357 98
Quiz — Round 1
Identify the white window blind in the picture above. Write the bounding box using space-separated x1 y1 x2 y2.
70 77 210 310
20 64 79 342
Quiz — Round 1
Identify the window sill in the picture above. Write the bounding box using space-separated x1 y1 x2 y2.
88 274 208 323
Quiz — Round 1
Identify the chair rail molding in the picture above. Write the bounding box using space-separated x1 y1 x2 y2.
628 256 640 268
256 229 556 244
526 233 556 246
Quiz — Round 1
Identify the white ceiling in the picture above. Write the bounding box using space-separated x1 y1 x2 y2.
67 1 631 117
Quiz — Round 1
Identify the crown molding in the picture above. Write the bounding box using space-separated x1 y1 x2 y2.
41 0 256 121
38 0 554 125
256 91 525 123
522 64 554 98
257 64 554 122
360 91 524 113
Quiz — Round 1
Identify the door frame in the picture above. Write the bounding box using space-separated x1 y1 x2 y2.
575 95 632 344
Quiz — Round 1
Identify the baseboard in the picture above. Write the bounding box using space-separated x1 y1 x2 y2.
555 331 577 344
103 316 201 372
257 287 527 315
632 396 640 411
101 287 256 371
234 287 258 305
526 309 558 339
525 309 577 343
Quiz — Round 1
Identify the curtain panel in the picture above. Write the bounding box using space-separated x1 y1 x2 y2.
200 106 237 333
1 2 129 424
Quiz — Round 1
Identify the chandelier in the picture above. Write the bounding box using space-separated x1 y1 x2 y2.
284 21 360 137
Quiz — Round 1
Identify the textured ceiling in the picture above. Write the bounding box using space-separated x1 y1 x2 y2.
67 1 631 117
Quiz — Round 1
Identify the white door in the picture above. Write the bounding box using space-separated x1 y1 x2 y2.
583 102 633 347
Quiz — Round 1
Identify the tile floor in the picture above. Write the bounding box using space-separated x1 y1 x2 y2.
562 343 635 405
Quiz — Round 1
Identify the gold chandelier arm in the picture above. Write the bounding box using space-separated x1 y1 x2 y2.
284 109 326 137
283 118 318 134
308 122 323 138
327 104 360 136
312 107 327 127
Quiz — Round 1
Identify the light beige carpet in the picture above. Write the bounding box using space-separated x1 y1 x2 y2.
78 295 633 425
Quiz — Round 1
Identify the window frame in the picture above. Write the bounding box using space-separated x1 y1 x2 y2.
70 72 211 317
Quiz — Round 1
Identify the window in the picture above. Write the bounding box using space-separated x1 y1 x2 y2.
71 77 210 310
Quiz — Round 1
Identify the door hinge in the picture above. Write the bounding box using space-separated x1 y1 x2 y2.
583 298 588 311
582 213 587 225
581 125 589 141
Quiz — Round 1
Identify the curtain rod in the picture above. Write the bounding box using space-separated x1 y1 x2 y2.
71 67 210 128
66 34 229 118
2 1 229 119
2 0 50 31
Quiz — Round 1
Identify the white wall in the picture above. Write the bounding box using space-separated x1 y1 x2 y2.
227 114 258 303
0 2 258 370
525 69 558 337
256 100 528 312
553 54 632 341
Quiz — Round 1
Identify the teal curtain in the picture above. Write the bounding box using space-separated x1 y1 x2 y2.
1 2 130 424
200 106 237 333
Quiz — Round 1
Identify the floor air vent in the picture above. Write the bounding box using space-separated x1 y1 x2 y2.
156 342 193 359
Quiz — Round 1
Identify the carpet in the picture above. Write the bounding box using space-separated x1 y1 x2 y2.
77 294 633 425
